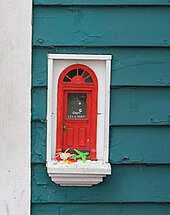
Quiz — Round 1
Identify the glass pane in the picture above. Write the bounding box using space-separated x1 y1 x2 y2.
63 77 71 82
78 69 84 76
85 76 93 83
66 69 77 78
67 93 87 119
82 71 89 78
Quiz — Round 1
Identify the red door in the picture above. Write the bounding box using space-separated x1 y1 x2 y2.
56 64 98 160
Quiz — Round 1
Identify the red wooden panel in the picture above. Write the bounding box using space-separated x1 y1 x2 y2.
73 127 79 149
78 127 86 147
66 127 74 148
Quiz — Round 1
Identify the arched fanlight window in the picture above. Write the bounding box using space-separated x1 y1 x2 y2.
63 68 93 83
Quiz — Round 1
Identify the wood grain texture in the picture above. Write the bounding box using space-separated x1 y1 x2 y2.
33 0 170 5
32 122 170 164
32 203 170 215
33 7 170 47
32 47 170 87
32 164 170 203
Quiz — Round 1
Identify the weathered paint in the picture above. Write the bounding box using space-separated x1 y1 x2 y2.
32 87 170 125
32 88 47 120
32 122 46 163
32 164 170 203
109 126 170 164
32 47 170 87
110 87 170 125
33 7 170 47
32 122 170 164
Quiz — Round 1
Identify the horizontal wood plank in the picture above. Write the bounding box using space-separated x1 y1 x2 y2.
33 0 170 6
32 203 170 215
32 87 170 125
33 7 170 47
31 122 170 164
32 164 170 203
32 47 170 87
110 87 170 125
109 126 170 164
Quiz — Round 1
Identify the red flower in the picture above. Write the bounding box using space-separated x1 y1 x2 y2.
54 156 62 162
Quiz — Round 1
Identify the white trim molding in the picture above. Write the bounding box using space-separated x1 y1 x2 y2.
48 54 112 60
47 54 112 186
47 161 111 186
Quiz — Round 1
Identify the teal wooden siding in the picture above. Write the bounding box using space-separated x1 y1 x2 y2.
32 204 170 215
32 1 170 214
34 0 170 5
33 7 170 47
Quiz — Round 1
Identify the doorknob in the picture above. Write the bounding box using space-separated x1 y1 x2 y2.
63 122 66 133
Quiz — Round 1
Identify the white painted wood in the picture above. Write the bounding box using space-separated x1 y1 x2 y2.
47 160 111 174
48 54 112 60
47 160 111 186
51 174 105 178
47 54 112 186
104 60 112 163
47 59 53 163
0 0 32 214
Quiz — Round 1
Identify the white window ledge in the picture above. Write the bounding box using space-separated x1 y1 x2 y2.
47 160 111 186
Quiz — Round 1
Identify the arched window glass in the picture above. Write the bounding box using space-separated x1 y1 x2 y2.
63 68 93 83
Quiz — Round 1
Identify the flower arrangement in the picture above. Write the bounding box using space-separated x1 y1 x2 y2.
54 148 89 164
